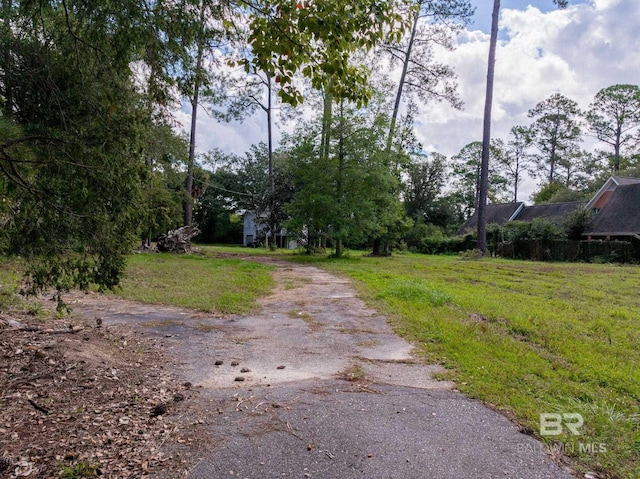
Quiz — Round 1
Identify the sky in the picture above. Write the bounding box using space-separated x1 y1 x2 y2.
178 0 640 202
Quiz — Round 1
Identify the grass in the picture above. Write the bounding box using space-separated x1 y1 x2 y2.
287 309 323 331
295 252 640 478
3 246 639 476
114 252 275 314
59 460 100 479
337 364 366 382
0 256 48 320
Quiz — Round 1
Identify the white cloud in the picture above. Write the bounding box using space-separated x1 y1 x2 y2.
176 101 272 159
413 0 639 200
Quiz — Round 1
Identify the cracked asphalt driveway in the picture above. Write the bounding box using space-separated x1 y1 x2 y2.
71 259 576 479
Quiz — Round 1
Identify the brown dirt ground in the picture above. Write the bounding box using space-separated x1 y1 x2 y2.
0 303 209 478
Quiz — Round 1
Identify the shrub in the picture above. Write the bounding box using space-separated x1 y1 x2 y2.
418 234 475 255
564 209 591 240
529 217 564 241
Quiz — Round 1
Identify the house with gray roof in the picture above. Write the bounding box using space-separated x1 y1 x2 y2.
512 202 583 223
457 202 524 234
458 176 640 240
457 201 582 235
584 182 640 240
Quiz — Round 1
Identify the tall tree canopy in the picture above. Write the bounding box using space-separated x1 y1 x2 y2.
451 141 508 217
282 99 408 256
527 93 582 184
383 0 473 153
493 126 533 203
586 84 640 172
246 0 410 106
404 151 447 222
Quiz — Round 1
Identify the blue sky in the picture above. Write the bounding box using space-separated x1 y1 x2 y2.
471 0 591 32
180 0 640 201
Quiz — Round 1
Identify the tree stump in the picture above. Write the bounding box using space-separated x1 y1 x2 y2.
156 225 200 253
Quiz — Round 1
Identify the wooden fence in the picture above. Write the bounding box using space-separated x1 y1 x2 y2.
496 239 640 263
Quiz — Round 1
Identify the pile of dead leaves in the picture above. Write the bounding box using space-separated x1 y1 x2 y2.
0 312 203 478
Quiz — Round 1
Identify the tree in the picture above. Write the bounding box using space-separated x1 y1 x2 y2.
404 152 447 222
140 125 191 248
235 65 291 248
476 0 568 254
384 0 473 153
493 126 532 202
403 151 455 242
199 144 294 244
246 0 410 107
586 84 640 172
528 93 582 183
169 0 243 226
555 147 593 189
283 101 407 256
476 0 500 255
531 181 565 204
451 141 508 217
0 0 158 296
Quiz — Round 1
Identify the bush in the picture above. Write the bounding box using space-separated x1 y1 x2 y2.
501 218 565 243
404 223 445 249
502 221 533 242
418 234 476 255
529 217 564 241
564 209 591 240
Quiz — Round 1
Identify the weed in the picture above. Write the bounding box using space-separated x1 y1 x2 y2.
288 309 322 331
337 327 377 335
229 336 258 345
337 364 365 382
283 279 298 290
195 322 223 332
142 320 184 328
458 249 484 260
0 261 50 321
59 460 100 478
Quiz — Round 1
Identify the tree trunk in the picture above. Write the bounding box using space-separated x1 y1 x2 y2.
614 125 622 171
549 123 559 183
320 88 333 161
184 2 207 227
266 72 277 249
1 0 12 116
335 100 346 258
184 39 204 227
157 225 201 253
386 7 419 155
477 0 500 255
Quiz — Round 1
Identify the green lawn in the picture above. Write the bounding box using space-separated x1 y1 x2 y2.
114 252 275 314
296 252 640 478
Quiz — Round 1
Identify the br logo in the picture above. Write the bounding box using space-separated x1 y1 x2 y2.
540 413 584 436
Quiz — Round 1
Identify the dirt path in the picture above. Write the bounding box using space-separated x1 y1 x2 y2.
70 260 576 479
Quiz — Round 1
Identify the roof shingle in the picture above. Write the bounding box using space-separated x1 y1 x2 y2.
514 202 583 223
585 183 640 235
457 202 524 234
